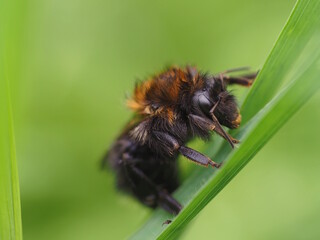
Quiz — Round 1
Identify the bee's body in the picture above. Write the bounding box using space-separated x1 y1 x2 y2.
105 66 256 214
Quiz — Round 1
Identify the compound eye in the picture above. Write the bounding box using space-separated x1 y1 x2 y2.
198 94 212 114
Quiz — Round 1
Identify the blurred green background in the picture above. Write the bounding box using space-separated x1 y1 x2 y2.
8 0 320 239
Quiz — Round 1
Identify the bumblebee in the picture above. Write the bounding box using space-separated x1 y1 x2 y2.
104 66 256 214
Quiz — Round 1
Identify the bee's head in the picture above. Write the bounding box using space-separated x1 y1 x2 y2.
192 77 241 129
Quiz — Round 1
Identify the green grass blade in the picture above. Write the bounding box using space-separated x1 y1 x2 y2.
241 0 320 124
0 55 23 240
131 0 320 239
0 0 23 239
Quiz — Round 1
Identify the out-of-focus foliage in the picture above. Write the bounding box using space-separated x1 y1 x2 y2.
0 0 23 239
5 0 320 239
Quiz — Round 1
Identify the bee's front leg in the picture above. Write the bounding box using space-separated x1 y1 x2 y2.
188 114 239 148
214 67 257 87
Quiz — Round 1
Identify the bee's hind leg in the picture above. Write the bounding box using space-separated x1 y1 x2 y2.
158 190 182 215
122 154 182 215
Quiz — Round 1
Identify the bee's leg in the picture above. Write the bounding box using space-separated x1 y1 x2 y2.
215 68 258 87
131 166 182 215
222 66 251 73
222 73 257 86
189 114 239 148
209 103 238 149
158 190 182 215
122 154 182 215
212 124 239 145
153 131 221 168
188 114 216 131
178 146 221 168
153 131 180 154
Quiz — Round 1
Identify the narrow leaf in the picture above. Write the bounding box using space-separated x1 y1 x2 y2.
0 54 23 240
241 0 320 124
0 0 23 239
